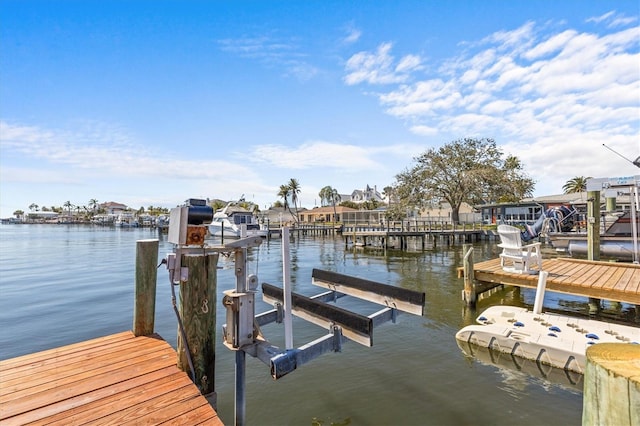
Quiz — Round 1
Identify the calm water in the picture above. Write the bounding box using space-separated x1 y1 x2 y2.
0 224 590 425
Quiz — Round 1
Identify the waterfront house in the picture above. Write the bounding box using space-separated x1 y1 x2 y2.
100 201 129 215
259 206 307 226
418 202 480 224
24 211 60 223
299 206 357 223
349 184 384 204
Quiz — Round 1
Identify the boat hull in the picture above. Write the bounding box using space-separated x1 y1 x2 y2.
208 222 267 238
548 234 638 260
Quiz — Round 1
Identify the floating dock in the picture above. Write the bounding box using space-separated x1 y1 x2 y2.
0 331 223 425
456 305 640 373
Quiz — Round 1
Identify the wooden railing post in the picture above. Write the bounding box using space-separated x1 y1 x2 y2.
133 239 159 336
178 252 219 395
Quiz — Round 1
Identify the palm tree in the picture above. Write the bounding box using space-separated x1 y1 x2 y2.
63 201 73 217
28 203 39 212
89 199 99 212
563 176 591 194
288 178 301 223
277 185 290 210
318 186 331 207
318 186 340 222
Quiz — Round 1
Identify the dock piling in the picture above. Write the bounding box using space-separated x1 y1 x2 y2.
462 244 476 306
178 252 219 395
582 343 640 426
133 239 159 336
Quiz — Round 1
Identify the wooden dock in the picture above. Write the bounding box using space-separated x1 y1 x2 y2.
461 257 640 305
343 227 486 249
0 331 223 425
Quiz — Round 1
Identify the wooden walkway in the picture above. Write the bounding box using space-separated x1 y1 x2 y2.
463 257 640 305
0 331 223 425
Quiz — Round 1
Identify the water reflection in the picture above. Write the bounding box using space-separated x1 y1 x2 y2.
456 339 584 396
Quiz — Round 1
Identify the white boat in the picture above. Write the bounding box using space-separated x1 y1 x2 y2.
547 211 640 260
208 202 267 238
455 304 640 373
115 213 139 227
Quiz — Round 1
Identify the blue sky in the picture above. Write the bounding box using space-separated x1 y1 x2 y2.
1 1 639 217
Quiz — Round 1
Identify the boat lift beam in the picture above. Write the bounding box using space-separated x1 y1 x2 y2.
311 268 426 316
262 282 374 347
247 272 425 379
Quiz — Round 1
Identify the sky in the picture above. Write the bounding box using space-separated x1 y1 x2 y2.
1 1 639 217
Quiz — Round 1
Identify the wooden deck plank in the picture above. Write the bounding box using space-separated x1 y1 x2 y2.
590 266 621 291
613 268 636 293
9 368 185 425
119 393 214 426
0 331 135 368
0 331 221 425
82 384 200 425
601 267 628 292
0 339 174 403
466 258 640 305
1 352 175 418
578 264 608 289
1 337 170 388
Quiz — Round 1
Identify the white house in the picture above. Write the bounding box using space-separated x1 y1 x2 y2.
349 185 384 204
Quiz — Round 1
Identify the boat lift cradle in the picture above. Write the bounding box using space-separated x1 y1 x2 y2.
165 203 425 425
223 268 426 378
221 228 425 425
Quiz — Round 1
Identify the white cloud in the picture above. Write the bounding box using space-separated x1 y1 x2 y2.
343 25 362 44
0 120 259 181
218 35 319 81
344 42 422 85
343 19 639 195
587 10 638 28
409 125 438 136
248 141 383 170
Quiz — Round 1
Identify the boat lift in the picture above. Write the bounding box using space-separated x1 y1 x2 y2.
586 175 640 263
165 200 426 425
222 227 426 425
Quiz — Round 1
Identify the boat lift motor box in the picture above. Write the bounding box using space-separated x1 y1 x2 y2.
168 199 213 246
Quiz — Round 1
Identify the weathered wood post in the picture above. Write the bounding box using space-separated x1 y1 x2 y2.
582 343 640 426
587 189 601 260
587 189 601 313
178 252 219 395
133 239 159 336
462 244 476 307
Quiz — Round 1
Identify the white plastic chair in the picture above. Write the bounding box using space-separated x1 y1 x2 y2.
497 224 542 274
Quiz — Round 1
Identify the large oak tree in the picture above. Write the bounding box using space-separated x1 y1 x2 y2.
393 138 535 224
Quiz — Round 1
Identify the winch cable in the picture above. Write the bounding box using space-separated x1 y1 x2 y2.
157 258 197 387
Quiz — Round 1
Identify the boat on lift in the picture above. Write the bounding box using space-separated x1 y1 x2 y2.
208 200 267 238
546 211 639 260
522 176 640 262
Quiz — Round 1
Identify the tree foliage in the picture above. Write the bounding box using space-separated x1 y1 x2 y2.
394 138 535 223
562 176 591 194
